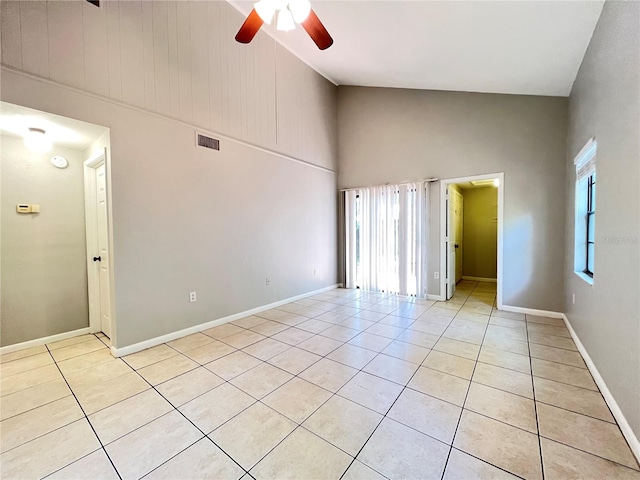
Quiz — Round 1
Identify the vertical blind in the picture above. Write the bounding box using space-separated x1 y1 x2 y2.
344 182 429 298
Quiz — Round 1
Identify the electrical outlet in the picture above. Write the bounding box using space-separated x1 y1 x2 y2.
189 291 197 302
572 293 576 305
266 277 271 286
434 272 440 279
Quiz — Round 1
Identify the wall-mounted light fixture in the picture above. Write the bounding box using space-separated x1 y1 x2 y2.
24 127 52 153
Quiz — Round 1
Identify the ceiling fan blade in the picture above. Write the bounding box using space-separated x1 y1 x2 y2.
235 9 264 44
301 9 333 50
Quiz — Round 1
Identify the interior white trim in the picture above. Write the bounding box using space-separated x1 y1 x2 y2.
0 66 336 176
462 276 497 283
83 150 109 336
440 173 504 308
0 328 91 355
427 294 445 301
499 304 564 319
497 304 640 463
574 137 597 167
111 284 342 357
562 314 640 464
574 270 595 286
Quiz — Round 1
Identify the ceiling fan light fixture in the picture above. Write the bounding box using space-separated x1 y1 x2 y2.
254 0 275 24
289 0 311 23
273 0 289 11
24 127 52 153
276 8 295 31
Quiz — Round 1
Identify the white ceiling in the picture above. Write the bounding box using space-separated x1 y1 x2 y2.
0 102 108 150
230 0 604 96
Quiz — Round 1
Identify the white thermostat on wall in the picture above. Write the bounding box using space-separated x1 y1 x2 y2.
50 156 68 169
17 204 40 214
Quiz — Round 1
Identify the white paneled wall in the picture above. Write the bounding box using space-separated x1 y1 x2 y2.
1 0 336 170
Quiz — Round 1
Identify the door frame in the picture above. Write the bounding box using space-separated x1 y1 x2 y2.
439 172 504 309
83 148 116 339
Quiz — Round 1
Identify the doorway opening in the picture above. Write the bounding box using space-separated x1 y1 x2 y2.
0 101 114 348
440 173 504 308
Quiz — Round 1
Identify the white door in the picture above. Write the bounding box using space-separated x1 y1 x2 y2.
85 152 112 339
453 189 463 283
447 188 456 299
95 164 112 337
447 187 464 299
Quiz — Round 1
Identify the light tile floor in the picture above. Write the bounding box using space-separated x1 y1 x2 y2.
1 281 639 479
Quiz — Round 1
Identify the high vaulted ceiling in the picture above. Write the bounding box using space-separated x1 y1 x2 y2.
230 0 604 96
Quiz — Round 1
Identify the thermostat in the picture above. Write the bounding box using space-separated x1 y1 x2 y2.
16 204 40 214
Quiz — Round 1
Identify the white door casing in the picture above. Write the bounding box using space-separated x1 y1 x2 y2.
84 150 113 338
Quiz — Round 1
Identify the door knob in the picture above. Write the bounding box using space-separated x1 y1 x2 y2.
93 256 101 262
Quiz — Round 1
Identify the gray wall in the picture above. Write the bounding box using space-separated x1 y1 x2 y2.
1 135 89 346
1 0 338 348
338 87 568 310
461 186 498 279
564 0 640 439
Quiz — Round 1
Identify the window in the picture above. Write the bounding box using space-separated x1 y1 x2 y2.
574 138 597 284
585 173 595 276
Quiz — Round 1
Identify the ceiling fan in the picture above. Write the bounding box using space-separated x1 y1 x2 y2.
235 0 333 50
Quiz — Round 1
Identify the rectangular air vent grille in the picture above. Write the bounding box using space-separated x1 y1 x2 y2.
196 132 220 151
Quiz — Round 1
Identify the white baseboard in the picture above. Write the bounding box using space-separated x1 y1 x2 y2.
0 327 92 355
562 314 640 464
499 304 640 464
111 284 342 357
462 276 497 283
499 305 564 319
427 294 445 301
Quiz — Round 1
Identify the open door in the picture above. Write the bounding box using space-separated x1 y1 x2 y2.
84 149 112 338
446 186 464 299
454 189 463 283
446 187 456 299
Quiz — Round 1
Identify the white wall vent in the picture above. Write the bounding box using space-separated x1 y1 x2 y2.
196 132 220 151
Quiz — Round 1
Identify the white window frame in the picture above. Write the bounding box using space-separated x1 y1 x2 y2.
573 138 597 285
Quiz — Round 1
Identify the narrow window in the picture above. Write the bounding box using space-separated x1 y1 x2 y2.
585 173 595 277
573 138 597 284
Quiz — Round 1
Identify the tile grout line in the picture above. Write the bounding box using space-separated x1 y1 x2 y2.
166 290 442 477
336 283 490 478
121 353 253 478
42 336 124 480
6 285 637 478
525 313 546 480
439 282 493 480
130 313 594 425
140 325 353 477
273 291 640 477
276 289 483 477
